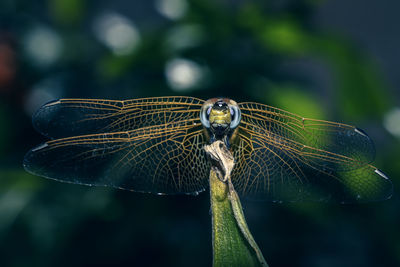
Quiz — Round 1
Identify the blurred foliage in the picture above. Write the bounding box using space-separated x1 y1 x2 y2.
0 0 399 267
48 0 86 26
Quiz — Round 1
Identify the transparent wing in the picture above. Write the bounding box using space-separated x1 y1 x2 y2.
232 103 393 202
33 96 204 138
24 122 210 195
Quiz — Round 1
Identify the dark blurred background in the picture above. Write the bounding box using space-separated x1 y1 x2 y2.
0 0 399 266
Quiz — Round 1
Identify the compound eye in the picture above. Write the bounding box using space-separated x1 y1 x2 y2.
229 105 241 129
200 104 212 128
207 106 212 116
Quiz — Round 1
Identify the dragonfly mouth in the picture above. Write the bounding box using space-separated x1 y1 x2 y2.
211 123 229 132
212 122 228 128
210 122 231 143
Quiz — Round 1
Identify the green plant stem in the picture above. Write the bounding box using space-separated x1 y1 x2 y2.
206 141 268 267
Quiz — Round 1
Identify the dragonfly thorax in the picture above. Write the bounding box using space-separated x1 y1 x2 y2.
200 98 241 143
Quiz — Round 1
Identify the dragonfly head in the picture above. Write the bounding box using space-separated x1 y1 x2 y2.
200 98 241 139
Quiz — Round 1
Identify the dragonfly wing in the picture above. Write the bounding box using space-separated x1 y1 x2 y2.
24 122 210 195
238 102 376 171
232 103 393 202
33 97 204 138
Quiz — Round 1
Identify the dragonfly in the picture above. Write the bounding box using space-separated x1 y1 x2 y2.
23 96 393 203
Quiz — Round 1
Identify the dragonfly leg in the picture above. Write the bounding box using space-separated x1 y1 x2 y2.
210 135 216 144
224 135 231 150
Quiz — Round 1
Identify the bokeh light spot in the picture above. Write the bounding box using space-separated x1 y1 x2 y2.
383 107 400 138
23 26 63 67
93 12 141 56
155 0 188 20
165 58 205 91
